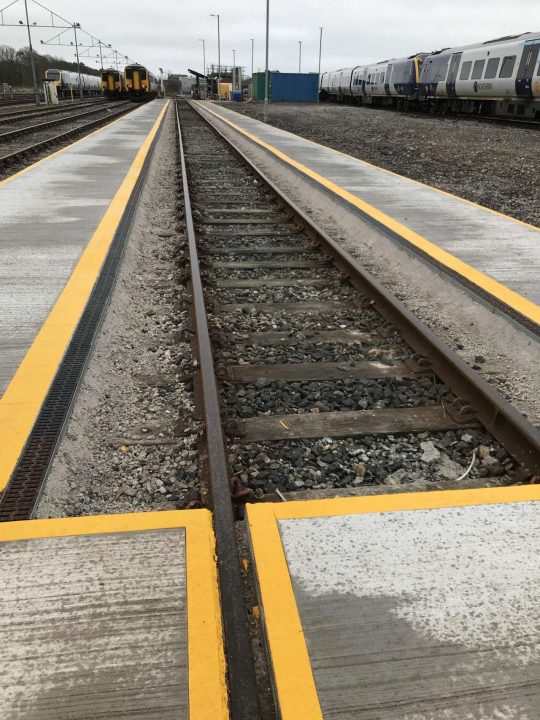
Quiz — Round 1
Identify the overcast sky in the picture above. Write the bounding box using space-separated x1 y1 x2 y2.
1 0 539 76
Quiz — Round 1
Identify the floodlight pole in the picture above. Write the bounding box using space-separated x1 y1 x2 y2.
318 26 323 101
73 22 83 98
199 38 206 97
250 38 254 100
210 13 220 100
23 0 40 105
263 0 269 121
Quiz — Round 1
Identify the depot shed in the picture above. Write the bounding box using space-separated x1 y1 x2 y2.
252 72 319 102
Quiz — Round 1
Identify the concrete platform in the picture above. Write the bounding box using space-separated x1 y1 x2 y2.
197 102 540 327
247 485 540 720
0 510 227 719
0 100 168 491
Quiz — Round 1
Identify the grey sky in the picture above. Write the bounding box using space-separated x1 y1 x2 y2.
0 0 539 76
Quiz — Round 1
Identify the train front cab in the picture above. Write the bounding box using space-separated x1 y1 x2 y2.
101 69 125 99
125 65 152 100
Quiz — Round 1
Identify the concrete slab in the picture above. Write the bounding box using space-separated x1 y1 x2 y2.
247 485 540 720
198 102 540 324
0 99 166 397
0 510 227 720
0 100 168 492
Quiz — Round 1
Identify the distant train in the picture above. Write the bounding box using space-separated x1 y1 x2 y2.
124 65 160 100
320 31 540 118
44 68 101 96
100 68 125 99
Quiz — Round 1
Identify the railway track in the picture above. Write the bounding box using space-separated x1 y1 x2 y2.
0 101 130 141
0 98 106 124
0 102 135 174
173 98 540 714
0 98 538 716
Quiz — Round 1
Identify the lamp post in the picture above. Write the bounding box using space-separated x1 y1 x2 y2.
233 48 236 68
73 22 83 99
210 13 220 100
263 0 269 121
23 0 40 105
318 26 323 78
198 38 206 97
250 38 254 100
298 40 302 74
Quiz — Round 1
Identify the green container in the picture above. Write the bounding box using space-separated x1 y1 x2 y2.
252 72 267 101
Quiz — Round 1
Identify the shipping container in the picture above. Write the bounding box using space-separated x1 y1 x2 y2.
252 72 318 102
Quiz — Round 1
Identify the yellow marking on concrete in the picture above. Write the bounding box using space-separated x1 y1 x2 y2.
201 102 540 234
0 101 169 492
246 483 540 719
246 505 323 720
197 102 540 325
0 104 143 186
0 509 228 720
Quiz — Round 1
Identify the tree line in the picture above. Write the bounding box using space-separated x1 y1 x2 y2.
0 45 100 89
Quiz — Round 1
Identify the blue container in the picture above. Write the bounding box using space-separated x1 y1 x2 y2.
232 90 242 101
269 73 318 102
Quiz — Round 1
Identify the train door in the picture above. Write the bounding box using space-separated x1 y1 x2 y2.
133 68 141 93
446 52 462 96
385 64 393 95
516 40 540 96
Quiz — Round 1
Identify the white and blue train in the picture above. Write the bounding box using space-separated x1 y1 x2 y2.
44 69 101 97
320 31 540 118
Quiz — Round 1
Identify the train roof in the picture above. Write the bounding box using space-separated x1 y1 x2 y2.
428 30 540 57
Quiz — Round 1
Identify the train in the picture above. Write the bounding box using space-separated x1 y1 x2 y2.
320 31 540 118
100 68 125 99
124 65 160 100
43 69 101 96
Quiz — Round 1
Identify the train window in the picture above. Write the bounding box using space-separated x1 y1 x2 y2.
485 57 500 79
140 69 148 80
499 55 516 78
459 61 472 80
381 72 385 83
471 59 485 80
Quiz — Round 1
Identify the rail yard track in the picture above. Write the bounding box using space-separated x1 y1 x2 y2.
0 97 106 124
0 98 538 717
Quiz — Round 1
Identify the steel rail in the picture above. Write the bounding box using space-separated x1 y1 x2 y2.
0 104 134 170
0 99 106 125
0 102 130 141
187 98 540 474
175 101 261 718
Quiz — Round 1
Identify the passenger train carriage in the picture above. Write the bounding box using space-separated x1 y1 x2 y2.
44 69 101 96
100 68 125 99
320 31 540 118
124 65 160 100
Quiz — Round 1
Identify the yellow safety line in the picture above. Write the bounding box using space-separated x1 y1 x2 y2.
246 504 323 720
186 514 229 719
0 509 228 720
246 483 540 719
0 100 169 492
197 102 540 325
202 101 540 234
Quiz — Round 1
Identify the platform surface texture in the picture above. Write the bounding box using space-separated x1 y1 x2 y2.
0 511 227 720
198 102 540 323
247 486 540 720
0 99 166 396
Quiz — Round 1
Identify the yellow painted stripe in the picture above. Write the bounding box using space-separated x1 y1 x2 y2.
0 100 169 492
0 509 228 719
246 483 540 719
186 513 229 719
197 102 540 325
247 504 323 720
